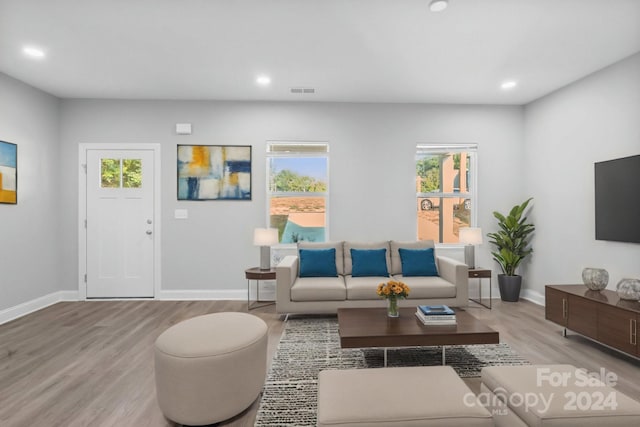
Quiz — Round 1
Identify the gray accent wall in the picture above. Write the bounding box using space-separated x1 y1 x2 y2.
3 52 639 312
524 52 640 296
59 101 524 293
0 73 60 311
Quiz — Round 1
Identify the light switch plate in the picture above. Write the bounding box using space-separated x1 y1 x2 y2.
174 209 188 219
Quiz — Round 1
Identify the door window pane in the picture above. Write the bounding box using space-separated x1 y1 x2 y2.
123 159 142 188
101 158 121 188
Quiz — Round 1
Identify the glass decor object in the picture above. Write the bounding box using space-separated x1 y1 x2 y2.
616 278 640 301
581 268 609 291
387 297 399 318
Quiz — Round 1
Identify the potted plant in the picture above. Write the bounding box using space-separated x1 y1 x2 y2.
487 198 535 302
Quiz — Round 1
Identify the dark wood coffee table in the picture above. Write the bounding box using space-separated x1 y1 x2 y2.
337 307 499 366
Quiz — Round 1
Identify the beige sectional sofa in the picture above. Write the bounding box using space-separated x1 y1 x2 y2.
276 240 469 315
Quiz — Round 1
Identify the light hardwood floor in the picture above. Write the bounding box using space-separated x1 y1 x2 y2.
1 299 639 427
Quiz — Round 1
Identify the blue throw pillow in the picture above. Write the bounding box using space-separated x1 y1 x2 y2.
350 248 389 277
299 248 338 277
399 248 438 277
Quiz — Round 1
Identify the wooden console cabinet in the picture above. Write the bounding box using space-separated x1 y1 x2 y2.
545 285 640 358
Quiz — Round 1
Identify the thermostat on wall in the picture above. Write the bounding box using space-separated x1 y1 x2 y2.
176 123 192 135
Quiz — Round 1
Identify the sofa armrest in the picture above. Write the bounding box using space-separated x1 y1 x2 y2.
276 255 299 307
436 256 469 303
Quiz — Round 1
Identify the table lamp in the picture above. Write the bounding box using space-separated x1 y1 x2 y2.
459 227 483 269
254 228 279 270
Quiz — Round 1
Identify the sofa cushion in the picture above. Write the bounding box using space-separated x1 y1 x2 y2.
391 275 457 299
318 366 493 427
298 241 345 275
344 241 391 276
345 275 392 300
399 247 438 277
350 248 389 277
299 248 338 278
390 240 435 275
291 277 347 301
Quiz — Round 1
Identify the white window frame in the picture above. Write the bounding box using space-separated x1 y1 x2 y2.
266 141 330 246
416 143 478 244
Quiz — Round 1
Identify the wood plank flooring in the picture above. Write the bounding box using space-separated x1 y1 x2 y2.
1 299 639 426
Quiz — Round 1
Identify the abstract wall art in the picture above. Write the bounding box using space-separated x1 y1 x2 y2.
177 145 251 200
0 140 17 204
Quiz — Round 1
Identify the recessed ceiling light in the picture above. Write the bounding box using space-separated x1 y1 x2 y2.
23 46 45 59
429 0 448 12
501 80 518 90
256 75 271 86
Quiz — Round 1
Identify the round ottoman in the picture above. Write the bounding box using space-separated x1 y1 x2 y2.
154 312 268 426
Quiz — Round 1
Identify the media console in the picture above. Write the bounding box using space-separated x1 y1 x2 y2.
545 284 640 358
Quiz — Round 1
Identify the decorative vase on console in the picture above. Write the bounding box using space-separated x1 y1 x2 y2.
581 268 609 291
616 278 640 301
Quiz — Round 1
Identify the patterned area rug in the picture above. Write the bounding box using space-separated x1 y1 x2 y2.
255 317 529 427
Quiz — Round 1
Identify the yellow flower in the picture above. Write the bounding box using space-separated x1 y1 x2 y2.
377 280 409 299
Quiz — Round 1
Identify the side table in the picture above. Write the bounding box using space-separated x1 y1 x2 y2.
469 268 492 309
245 267 276 310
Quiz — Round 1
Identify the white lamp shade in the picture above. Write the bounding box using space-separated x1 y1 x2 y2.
253 228 279 246
459 227 483 245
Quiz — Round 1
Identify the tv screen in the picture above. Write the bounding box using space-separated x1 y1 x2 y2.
594 154 640 244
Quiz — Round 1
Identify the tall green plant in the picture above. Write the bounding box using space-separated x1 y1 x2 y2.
487 198 535 276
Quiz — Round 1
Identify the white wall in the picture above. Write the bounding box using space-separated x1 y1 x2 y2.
0 73 61 311
524 52 640 297
59 101 524 294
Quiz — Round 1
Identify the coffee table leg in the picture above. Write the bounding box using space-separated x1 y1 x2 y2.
384 348 388 367
442 346 446 365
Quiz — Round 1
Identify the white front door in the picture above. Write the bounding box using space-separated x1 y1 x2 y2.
85 149 155 298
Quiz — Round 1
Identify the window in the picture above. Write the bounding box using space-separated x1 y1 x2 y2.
101 158 142 188
267 142 329 244
416 144 477 243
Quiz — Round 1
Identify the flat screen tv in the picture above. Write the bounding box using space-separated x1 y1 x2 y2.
594 154 640 244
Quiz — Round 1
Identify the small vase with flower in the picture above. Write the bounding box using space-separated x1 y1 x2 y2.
377 280 410 317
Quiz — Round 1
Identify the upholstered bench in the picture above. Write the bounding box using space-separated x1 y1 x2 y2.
481 364 640 426
154 312 268 426
317 366 493 426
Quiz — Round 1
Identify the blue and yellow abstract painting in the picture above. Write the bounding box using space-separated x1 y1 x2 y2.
0 140 17 204
177 145 251 200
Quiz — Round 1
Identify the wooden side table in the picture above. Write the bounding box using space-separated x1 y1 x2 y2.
245 267 276 310
469 268 492 309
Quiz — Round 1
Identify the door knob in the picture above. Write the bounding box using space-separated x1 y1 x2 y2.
146 230 153 235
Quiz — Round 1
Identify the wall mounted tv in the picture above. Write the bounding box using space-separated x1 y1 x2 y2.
594 154 640 244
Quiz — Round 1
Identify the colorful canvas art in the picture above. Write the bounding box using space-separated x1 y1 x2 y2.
177 145 251 200
0 141 17 204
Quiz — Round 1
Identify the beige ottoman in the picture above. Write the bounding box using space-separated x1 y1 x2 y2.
154 312 268 426
481 364 640 426
318 366 493 426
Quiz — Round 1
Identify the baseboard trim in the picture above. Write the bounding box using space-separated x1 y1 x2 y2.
521 289 545 306
158 290 247 300
0 291 79 325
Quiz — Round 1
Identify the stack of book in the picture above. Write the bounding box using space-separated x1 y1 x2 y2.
415 305 456 325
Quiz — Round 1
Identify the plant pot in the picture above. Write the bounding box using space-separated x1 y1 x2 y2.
498 274 522 302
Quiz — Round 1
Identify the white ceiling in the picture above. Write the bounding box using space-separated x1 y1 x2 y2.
1 0 639 105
